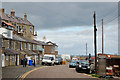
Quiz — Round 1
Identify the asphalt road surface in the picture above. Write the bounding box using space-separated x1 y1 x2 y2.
25 64 99 80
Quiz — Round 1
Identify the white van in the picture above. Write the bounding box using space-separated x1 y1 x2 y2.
41 54 55 66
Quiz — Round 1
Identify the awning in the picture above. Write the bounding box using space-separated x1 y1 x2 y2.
4 48 20 55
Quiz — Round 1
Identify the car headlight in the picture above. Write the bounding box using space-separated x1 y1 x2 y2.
88 66 90 68
79 65 81 67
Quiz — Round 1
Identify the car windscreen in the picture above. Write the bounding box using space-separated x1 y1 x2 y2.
43 56 53 60
70 60 77 63
79 60 89 65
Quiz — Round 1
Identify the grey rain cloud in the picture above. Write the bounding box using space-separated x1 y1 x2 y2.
2 2 118 55
2 2 118 31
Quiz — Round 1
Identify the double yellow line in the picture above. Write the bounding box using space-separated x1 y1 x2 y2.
19 66 48 80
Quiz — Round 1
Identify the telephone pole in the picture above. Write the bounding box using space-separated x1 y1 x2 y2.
93 11 97 74
102 19 104 54
86 43 87 59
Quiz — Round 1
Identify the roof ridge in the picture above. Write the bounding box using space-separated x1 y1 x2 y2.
2 13 33 26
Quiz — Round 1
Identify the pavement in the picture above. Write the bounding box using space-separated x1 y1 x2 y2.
2 64 43 79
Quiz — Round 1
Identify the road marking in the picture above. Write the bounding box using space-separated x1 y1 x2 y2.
81 73 100 79
19 66 48 80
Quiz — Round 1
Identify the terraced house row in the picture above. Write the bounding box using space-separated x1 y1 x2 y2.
0 8 58 67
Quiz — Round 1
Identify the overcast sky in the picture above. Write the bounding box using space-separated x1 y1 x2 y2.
2 2 118 55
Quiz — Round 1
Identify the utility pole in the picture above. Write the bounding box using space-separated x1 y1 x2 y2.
93 11 97 74
102 19 104 54
86 43 87 59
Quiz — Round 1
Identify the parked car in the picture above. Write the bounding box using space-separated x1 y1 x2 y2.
76 60 90 73
69 60 77 68
55 57 63 65
72 58 78 61
41 54 55 66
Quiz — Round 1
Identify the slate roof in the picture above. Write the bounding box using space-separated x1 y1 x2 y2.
4 48 20 55
1 13 33 26
13 34 27 42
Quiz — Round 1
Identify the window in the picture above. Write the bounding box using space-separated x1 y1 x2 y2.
55 46 58 51
12 56 14 62
33 44 35 50
1 39 4 48
24 26 26 30
24 43 27 50
30 27 32 33
37 45 40 50
11 41 13 49
17 25 19 32
10 55 12 59
20 42 23 50
29 44 31 50
7 30 11 37
15 41 17 49
6 55 8 60
7 40 9 48
17 25 21 32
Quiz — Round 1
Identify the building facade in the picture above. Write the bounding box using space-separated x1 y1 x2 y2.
43 41 58 56
0 8 43 67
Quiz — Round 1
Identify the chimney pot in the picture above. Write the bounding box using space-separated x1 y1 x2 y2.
0 8 4 14
11 9 15 16
24 13 27 19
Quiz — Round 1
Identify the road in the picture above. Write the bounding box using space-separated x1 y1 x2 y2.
24 64 99 80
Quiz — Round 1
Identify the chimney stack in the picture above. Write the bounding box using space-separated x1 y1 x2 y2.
11 9 15 16
0 8 5 14
34 32 37 36
34 32 37 40
24 13 27 19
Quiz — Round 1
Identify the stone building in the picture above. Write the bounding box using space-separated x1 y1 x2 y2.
0 8 43 67
43 41 58 56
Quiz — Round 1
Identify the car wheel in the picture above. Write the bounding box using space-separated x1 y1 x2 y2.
41 62 44 65
53 63 54 66
76 68 79 73
86 70 90 74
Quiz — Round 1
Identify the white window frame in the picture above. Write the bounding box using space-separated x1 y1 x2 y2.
29 44 31 50
20 42 23 50
6 55 8 60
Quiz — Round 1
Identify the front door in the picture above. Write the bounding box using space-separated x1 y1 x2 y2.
2 54 5 67
17 55 19 65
